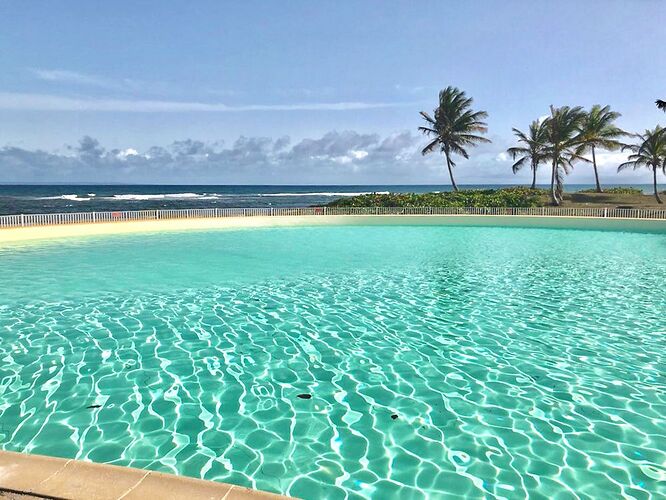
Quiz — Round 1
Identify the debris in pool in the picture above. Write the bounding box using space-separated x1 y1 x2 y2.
297 394 312 399
86 405 102 409
391 414 398 420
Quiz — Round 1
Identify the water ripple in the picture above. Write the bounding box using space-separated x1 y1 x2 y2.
0 226 665 498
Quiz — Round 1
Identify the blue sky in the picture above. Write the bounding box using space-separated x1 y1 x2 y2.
0 1 664 184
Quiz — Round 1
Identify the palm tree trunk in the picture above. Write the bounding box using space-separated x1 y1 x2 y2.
531 162 537 190
653 167 663 204
445 152 458 192
592 146 603 193
550 158 560 206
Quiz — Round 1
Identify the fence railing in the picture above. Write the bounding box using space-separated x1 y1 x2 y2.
1 206 666 229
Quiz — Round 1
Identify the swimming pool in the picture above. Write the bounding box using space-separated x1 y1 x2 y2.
0 224 664 498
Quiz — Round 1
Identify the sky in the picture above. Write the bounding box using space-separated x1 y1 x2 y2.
0 0 665 184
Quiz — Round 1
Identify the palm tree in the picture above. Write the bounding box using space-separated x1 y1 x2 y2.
506 120 549 189
577 105 626 193
656 100 666 112
418 86 490 191
618 126 666 204
543 105 587 205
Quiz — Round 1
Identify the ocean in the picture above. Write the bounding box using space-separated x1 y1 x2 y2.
0 184 654 215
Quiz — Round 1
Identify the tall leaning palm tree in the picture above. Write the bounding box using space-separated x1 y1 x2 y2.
506 120 548 189
577 105 626 193
418 86 490 191
543 105 587 206
618 126 666 204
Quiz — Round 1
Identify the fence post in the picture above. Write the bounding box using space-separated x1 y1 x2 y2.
20 214 25 227
603 207 608 218
270 207 274 217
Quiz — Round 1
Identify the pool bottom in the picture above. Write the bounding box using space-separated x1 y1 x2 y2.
0 224 664 498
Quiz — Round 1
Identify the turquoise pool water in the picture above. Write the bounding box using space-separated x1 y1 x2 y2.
0 224 665 498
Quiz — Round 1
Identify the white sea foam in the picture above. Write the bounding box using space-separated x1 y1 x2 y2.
39 194 92 201
111 193 219 200
100 191 388 200
35 191 386 202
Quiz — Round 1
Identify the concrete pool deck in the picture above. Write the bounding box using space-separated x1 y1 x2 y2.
0 450 289 499
0 214 665 244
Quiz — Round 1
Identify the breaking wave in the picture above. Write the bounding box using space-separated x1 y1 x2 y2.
110 193 219 201
39 194 93 202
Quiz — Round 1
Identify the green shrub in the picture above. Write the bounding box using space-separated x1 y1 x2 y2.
578 187 643 194
325 187 543 208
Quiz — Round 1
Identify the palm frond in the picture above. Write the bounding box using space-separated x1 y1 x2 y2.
506 119 549 181
416 86 489 169
418 126 438 136
420 138 440 156
617 126 666 172
617 160 638 172
419 111 436 125
511 155 528 174
457 133 491 144
542 105 589 196
507 146 529 159
449 143 469 159
578 105 627 154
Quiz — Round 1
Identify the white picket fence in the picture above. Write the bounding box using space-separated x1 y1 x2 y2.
1 206 665 229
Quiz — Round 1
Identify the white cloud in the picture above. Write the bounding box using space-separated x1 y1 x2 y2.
0 92 416 113
0 131 427 184
1 131 656 185
495 152 510 162
29 68 147 93
117 148 139 159
332 155 353 164
591 151 629 167
31 69 111 87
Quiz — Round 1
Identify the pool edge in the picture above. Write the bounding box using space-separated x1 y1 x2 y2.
0 214 665 244
0 450 291 499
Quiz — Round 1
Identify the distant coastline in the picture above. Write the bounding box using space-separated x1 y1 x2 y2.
0 183 659 215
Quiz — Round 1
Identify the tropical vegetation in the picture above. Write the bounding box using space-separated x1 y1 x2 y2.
618 126 666 204
418 86 490 191
542 105 587 206
411 88 665 207
577 105 626 193
578 186 642 195
506 120 548 189
327 188 542 208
